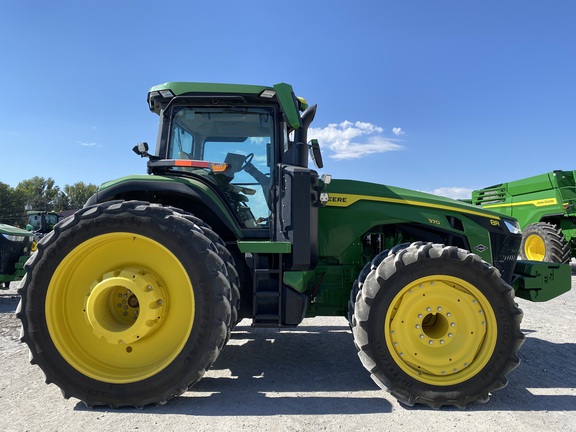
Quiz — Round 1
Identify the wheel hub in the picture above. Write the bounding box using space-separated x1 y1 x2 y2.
84 268 166 345
525 234 546 261
388 279 488 378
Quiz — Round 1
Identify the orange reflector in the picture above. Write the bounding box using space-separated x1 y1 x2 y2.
210 163 229 173
174 160 209 168
172 159 228 173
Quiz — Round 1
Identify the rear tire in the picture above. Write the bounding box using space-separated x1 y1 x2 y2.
352 242 524 408
17 201 231 407
168 208 241 330
520 222 570 263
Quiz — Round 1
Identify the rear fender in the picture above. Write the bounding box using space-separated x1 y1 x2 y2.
86 176 246 239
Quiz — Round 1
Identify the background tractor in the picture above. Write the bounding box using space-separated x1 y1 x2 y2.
471 170 576 263
25 210 61 242
18 82 571 409
0 223 33 289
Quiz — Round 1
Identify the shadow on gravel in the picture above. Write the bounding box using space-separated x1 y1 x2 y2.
493 335 576 411
70 321 576 415
75 326 392 416
0 296 19 313
402 335 576 412
4 294 575 415
75 323 392 415
185 324 391 415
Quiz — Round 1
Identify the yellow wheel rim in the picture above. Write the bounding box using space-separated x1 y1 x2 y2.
524 234 546 261
385 275 497 386
46 233 194 384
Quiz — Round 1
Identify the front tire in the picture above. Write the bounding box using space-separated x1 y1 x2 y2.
520 222 570 263
17 201 231 407
352 242 524 408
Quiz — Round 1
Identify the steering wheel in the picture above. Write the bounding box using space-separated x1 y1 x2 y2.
241 153 254 170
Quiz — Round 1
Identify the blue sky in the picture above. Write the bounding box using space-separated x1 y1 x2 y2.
1 1 575 199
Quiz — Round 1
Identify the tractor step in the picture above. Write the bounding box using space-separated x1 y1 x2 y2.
248 252 308 327
252 258 282 327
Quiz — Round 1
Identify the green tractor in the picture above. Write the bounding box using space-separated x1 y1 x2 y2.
18 82 571 409
472 170 576 263
0 223 33 289
26 210 61 241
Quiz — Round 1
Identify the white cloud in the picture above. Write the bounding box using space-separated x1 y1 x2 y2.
423 187 473 200
77 141 100 147
392 127 405 136
309 121 403 160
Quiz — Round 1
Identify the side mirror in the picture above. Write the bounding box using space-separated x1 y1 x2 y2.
309 139 323 169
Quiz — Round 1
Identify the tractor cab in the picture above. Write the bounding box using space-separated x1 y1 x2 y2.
157 105 275 228
132 83 327 272
26 211 60 239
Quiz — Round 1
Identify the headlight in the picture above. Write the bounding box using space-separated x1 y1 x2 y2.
2 234 26 242
503 219 522 235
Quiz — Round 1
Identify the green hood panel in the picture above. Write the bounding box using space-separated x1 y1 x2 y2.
324 179 503 219
0 223 33 237
318 179 509 264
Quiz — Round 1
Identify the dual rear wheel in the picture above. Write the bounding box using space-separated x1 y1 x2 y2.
18 201 234 407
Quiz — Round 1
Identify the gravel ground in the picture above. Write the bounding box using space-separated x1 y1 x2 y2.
1 276 575 432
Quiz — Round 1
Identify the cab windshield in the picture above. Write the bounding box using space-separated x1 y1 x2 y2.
167 106 274 228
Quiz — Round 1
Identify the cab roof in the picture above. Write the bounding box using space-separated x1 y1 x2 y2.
147 82 306 129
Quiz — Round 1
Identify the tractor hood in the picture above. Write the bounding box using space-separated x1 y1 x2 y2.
324 179 511 221
0 223 33 237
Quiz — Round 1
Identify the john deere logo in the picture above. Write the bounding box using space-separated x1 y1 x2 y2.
535 198 556 206
325 193 356 207
475 244 488 253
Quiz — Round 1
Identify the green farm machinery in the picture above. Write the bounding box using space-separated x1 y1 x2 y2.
26 210 61 241
472 170 576 263
18 82 571 409
0 223 33 289
0 210 55 289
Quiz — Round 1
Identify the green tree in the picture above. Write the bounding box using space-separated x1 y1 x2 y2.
4 178 98 221
16 177 60 211
0 182 26 225
63 182 98 209
52 190 70 212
